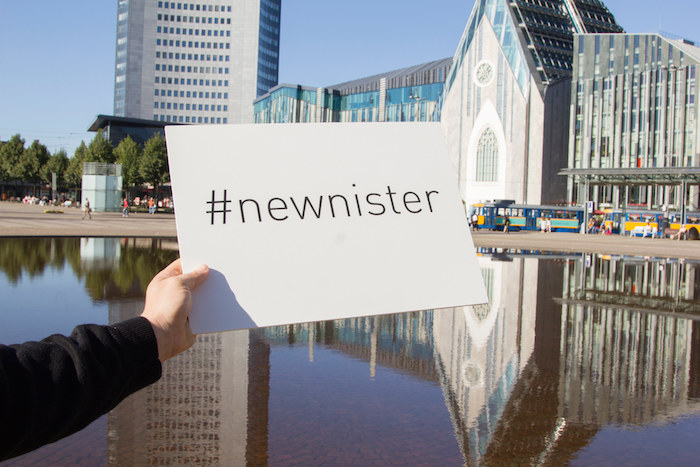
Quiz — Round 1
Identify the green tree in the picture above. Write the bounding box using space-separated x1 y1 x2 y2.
18 140 50 184
0 140 4 181
86 130 114 163
0 134 25 181
114 136 143 191
140 134 169 205
65 142 88 188
41 149 69 186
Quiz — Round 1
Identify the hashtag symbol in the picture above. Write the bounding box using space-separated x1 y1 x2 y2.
206 189 231 225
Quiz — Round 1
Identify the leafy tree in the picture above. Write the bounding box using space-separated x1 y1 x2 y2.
140 134 169 204
18 140 50 184
114 136 143 190
86 129 114 163
65 142 88 188
0 134 25 181
41 149 69 186
0 140 4 181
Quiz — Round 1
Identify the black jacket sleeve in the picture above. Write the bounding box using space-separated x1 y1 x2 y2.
0 317 163 461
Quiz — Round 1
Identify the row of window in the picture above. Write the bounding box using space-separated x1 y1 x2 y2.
155 41 232 64
155 77 224 87
158 2 231 12
158 14 231 24
154 101 228 112
259 9 280 23
258 56 278 71
157 26 230 37
155 63 231 76
155 89 229 99
259 33 279 48
157 41 230 52
156 51 230 64
155 39 277 63
578 7 619 27
155 58 229 74
258 70 277 83
155 114 227 124
259 20 280 37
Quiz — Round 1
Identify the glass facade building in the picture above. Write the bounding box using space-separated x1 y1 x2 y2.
441 0 622 207
114 0 280 125
567 33 700 210
253 58 452 124
256 0 281 97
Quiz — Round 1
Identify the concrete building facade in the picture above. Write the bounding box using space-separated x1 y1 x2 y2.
566 33 700 212
114 0 280 125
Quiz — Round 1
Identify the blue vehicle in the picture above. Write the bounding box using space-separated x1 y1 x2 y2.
471 201 584 232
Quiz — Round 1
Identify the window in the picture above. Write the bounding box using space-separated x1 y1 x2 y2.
476 128 498 182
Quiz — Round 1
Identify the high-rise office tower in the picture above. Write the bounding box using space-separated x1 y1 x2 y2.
114 0 281 125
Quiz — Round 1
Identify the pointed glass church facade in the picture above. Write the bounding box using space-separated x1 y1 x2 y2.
441 0 622 206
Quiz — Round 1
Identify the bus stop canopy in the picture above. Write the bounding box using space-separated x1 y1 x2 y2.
558 167 700 185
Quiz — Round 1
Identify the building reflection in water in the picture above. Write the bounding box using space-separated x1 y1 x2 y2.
558 254 699 425
104 249 699 465
79 238 121 270
108 298 262 465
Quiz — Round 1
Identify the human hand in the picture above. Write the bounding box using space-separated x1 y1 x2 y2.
141 259 209 362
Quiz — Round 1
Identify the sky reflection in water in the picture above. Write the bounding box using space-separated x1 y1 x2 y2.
1 237 699 466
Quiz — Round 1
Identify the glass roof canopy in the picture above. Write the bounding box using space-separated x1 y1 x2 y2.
559 168 700 185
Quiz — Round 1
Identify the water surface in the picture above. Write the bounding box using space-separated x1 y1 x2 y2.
1 238 698 466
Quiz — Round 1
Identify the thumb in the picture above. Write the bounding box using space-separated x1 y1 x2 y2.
179 264 210 290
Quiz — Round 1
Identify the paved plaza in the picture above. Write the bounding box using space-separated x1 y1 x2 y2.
1 201 699 259
0 201 177 238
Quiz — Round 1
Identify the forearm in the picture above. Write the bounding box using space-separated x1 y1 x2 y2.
0 317 162 461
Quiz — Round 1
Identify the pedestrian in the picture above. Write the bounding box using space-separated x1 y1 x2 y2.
82 198 92 220
471 212 478 231
148 197 155 215
503 215 510 233
122 198 130 217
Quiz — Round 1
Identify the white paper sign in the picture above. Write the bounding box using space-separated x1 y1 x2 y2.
166 123 487 333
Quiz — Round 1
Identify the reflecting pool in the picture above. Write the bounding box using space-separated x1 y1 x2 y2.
1 238 699 466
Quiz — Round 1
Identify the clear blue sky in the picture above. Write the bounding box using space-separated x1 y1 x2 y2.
0 0 696 156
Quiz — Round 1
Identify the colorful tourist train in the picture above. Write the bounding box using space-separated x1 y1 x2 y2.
470 201 700 240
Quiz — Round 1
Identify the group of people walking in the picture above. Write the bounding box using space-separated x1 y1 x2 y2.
81 196 158 219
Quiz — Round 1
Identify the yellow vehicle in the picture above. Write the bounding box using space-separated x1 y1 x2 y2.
611 209 700 239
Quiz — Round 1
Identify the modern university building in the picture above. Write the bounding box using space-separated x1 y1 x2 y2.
114 0 280 125
105 0 700 217
440 0 622 206
253 58 453 124
254 0 625 209
562 33 700 213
